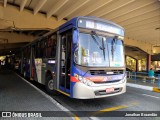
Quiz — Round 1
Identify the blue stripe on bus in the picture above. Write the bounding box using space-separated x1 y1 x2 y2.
66 89 70 94
59 86 71 94
59 86 65 91
72 64 92 77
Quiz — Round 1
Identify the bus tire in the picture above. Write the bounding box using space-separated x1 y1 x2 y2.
45 75 57 95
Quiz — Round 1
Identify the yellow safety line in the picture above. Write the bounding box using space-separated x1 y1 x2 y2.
92 105 128 116
153 87 160 93
56 90 81 120
92 102 139 116
130 102 139 106
100 105 128 112
56 90 70 97
72 113 80 120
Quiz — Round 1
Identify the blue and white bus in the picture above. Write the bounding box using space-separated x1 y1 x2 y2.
20 16 126 99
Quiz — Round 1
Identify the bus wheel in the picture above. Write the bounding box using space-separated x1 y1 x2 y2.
45 75 56 94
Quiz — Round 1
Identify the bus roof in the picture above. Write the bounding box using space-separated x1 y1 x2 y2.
22 16 125 48
59 16 124 32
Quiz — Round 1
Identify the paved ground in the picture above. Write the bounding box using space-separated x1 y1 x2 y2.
28 75 160 120
0 70 160 120
0 70 72 120
50 86 160 120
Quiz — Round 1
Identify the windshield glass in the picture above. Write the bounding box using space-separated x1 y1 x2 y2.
108 37 124 67
74 32 124 67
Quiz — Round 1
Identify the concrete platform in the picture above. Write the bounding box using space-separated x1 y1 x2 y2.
127 79 160 93
0 70 73 120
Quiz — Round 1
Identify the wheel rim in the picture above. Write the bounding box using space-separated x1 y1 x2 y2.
48 79 54 90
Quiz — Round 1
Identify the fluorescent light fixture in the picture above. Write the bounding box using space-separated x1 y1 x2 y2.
48 60 55 64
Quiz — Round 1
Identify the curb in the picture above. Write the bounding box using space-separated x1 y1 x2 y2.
127 83 160 93
15 72 75 120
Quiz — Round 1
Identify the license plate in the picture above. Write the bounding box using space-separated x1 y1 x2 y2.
106 87 114 93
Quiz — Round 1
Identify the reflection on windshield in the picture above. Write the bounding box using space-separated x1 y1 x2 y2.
74 32 124 67
108 37 124 67
91 31 106 60
111 36 118 61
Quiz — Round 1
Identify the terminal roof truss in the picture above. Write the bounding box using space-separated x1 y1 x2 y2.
0 0 159 55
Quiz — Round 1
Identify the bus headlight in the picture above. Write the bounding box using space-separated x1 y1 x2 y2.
79 76 83 81
122 76 126 83
78 76 93 86
81 78 87 83
86 81 93 86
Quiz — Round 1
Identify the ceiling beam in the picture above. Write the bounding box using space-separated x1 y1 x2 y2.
68 0 112 19
126 24 160 33
127 30 159 38
118 9 160 26
28 31 36 35
102 0 140 19
110 2 160 23
0 31 37 43
88 0 135 17
129 35 159 45
4 0 7 7
126 27 160 45
0 42 28 50
124 37 152 54
125 19 160 30
33 0 47 15
128 32 159 41
57 0 90 21
47 0 69 19
126 28 160 37
20 0 28 12
103 0 156 20
0 5 66 29
124 16 160 28
36 31 47 36
126 31 159 44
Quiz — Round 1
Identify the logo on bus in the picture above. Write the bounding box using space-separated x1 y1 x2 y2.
103 76 112 81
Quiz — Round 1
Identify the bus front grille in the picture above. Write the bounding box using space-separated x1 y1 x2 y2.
89 70 123 75
93 80 121 84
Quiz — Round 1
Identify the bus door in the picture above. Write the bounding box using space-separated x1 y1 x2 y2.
31 44 36 80
59 30 72 93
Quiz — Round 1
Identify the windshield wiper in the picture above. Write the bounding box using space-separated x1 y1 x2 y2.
111 36 118 61
91 31 106 60
102 37 105 60
91 31 103 50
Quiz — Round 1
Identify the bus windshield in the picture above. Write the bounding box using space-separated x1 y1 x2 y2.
74 32 124 67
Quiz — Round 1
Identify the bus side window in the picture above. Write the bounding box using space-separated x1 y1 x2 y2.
48 37 51 58
61 35 66 73
40 41 44 58
51 35 57 58
44 40 47 58
61 36 66 61
37 42 40 58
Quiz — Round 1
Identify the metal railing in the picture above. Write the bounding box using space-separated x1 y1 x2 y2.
126 71 160 89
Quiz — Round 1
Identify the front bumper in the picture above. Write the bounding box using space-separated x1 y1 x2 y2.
72 78 126 99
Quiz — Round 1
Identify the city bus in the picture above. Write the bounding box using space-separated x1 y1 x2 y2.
20 16 126 99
